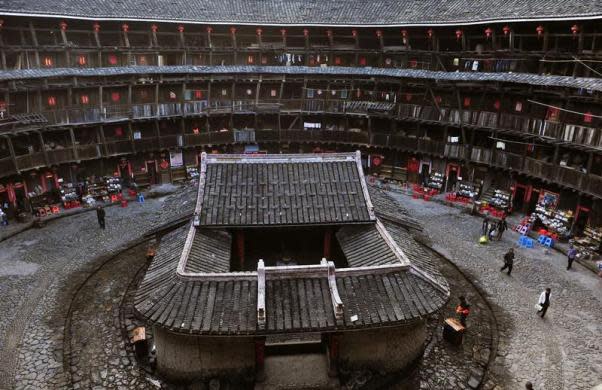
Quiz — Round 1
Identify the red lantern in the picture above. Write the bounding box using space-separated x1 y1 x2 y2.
503 25 511 36
256 28 262 36
160 160 169 170
151 24 158 33
192 127 200 134
427 29 433 38
92 22 100 32
122 23 129 32
409 59 418 68
455 29 463 41
371 155 383 167
435 96 442 104
463 97 471 107
230 27 237 34
334 56 341 65
484 27 493 39
206 26 213 33
536 25 544 38
493 100 501 111
405 93 412 102
584 112 593 123
114 127 123 137
375 29 382 38
194 90 203 99
78 55 87 66
108 54 118 65
280 29 286 36
401 29 408 38
43 56 53 67
47 96 57 106
571 24 579 38
177 25 184 33
303 28 309 37
80 95 89 104
351 29 358 38
359 57 367 66
111 92 121 102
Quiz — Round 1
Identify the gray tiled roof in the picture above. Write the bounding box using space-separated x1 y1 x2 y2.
185 229 232 273
337 223 400 267
198 153 373 227
1 1 600 26
1 65 602 91
368 185 423 231
134 154 449 335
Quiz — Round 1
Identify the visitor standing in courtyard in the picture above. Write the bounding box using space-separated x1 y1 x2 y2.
482 216 489 236
500 248 514 275
96 205 106 229
537 288 551 318
455 296 470 327
497 217 508 240
567 244 577 270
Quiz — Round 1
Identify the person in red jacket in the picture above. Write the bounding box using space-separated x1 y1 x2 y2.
456 296 470 327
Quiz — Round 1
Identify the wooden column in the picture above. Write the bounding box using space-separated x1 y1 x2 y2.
255 338 266 381
237 230 245 270
323 228 332 259
327 334 339 377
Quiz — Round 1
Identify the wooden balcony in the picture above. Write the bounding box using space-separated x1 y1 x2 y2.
0 157 17 176
46 148 76 165
14 152 46 171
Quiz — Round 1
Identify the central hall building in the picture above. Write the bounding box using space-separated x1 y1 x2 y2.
135 151 449 383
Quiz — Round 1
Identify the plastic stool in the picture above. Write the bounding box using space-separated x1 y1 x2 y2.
542 237 554 248
538 235 547 244
518 225 528 235
121 199 128 208
38 208 46 217
137 194 145 203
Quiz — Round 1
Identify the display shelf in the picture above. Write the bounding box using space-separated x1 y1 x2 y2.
427 172 444 190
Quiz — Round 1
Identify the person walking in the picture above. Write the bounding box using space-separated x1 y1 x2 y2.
497 217 508 241
537 288 551 318
482 216 490 236
500 248 514 275
525 382 534 390
567 244 577 270
96 205 106 229
455 296 471 327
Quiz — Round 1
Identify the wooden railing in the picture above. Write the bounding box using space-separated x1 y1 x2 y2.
5 125 602 199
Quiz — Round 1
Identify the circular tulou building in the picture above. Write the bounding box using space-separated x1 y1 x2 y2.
0 0 601 386
0 0 601 231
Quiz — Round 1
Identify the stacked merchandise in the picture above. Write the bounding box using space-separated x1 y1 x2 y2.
427 172 444 191
574 226 602 258
105 177 122 195
456 182 477 199
59 180 81 209
490 189 511 210
529 202 573 239
186 166 199 180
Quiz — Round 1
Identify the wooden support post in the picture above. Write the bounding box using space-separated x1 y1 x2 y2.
323 228 332 259
327 334 339 377
255 338 266 381
237 230 245 270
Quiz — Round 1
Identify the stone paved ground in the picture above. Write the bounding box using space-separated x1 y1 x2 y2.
391 192 602 390
0 187 191 389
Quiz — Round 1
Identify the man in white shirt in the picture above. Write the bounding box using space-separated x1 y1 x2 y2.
537 288 551 318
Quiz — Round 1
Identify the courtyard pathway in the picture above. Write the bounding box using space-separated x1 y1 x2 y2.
392 193 602 390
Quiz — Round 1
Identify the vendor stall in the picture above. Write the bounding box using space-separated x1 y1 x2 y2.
427 172 444 192
456 181 478 199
